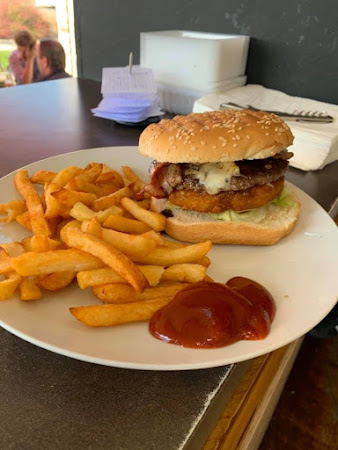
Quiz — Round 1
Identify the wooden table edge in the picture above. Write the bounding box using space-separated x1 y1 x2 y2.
201 338 303 450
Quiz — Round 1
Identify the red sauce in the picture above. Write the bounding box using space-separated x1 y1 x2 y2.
149 278 275 349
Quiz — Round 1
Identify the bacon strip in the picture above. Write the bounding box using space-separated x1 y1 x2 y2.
137 162 168 199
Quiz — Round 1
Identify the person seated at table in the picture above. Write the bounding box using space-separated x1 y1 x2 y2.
8 30 40 85
36 39 71 82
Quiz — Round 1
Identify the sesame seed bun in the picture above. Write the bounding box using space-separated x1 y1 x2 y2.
139 110 294 163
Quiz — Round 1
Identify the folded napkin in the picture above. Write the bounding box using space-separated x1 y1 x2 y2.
92 67 164 124
193 84 338 171
92 92 163 123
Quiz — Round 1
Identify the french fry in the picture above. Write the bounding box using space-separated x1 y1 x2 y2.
141 231 186 248
51 189 96 209
161 264 207 283
69 202 96 221
141 230 164 246
0 242 25 257
121 197 166 231
0 243 26 275
131 240 212 266
30 170 56 185
0 248 12 274
0 200 27 223
94 181 122 197
100 227 157 256
78 163 103 183
70 297 174 327
21 236 33 252
53 218 72 240
92 186 134 212
45 166 82 219
137 265 165 286
122 166 146 192
66 178 104 196
160 238 187 249
60 222 148 292
19 277 42 300
93 282 188 304
14 170 51 236
95 205 124 222
77 265 164 289
11 249 105 276
69 203 124 225
30 235 62 252
16 211 32 230
196 256 211 267
46 217 61 237
102 215 151 234
96 165 124 186
81 217 102 238
38 271 75 291
0 272 21 300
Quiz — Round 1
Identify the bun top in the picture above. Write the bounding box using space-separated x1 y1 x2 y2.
139 110 294 163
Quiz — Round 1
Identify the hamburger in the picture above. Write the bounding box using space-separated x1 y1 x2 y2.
139 110 300 245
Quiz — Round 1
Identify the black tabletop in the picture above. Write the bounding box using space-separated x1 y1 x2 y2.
0 78 337 450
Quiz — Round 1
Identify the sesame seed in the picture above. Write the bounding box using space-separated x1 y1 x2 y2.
233 143 238 147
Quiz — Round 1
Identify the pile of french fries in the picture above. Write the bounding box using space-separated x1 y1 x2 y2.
0 163 213 327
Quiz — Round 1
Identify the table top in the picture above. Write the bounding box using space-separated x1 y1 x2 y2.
0 78 337 450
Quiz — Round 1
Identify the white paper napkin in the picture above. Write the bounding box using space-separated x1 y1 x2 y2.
193 84 338 171
92 67 164 123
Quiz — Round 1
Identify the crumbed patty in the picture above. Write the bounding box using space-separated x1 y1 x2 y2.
168 177 285 213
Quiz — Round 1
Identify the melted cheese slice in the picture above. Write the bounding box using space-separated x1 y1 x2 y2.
186 162 240 194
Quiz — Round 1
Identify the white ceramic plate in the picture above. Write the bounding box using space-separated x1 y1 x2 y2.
0 147 337 371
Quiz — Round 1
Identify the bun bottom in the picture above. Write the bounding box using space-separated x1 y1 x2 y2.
163 195 300 246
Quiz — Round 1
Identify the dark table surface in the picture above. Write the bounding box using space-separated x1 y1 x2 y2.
0 78 337 450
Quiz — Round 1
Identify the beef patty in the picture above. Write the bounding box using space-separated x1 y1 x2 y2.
181 158 289 192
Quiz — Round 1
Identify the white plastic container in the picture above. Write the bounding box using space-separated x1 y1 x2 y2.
157 76 247 115
140 30 250 91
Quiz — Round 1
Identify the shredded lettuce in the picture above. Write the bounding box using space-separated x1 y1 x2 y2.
271 188 298 208
212 208 267 223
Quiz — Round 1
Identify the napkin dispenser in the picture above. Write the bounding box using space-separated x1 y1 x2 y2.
140 30 250 91
140 30 249 114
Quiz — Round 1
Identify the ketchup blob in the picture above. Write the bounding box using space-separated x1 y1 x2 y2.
149 278 275 349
